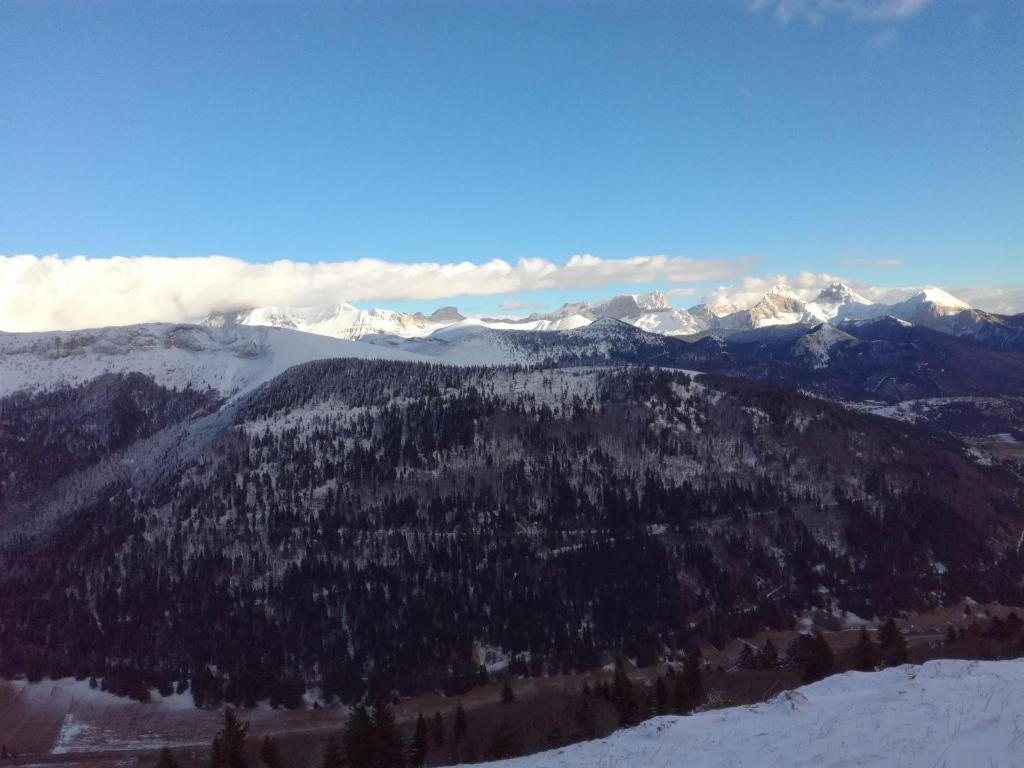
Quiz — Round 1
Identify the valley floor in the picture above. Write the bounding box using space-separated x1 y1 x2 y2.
0 602 1021 768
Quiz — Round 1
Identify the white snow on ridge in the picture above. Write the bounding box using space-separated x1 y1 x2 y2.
793 323 856 368
456 660 1024 768
0 323 431 399
913 287 972 311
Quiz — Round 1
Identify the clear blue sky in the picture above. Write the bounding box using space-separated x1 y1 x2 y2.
1 0 1021 315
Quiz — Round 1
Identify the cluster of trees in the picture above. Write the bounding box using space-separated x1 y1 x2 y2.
0 372 216 506
849 620 909 673
155 699 480 768
595 654 706 727
1 362 1021 703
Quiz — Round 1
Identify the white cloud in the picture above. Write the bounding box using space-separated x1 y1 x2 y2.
952 285 1024 316
753 0 933 24
700 271 848 307
665 287 700 298
0 252 752 332
867 27 899 49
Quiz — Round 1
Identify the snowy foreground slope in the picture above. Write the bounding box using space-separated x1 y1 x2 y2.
457 660 1024 768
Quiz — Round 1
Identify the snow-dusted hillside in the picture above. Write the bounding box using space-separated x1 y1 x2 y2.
0 323 428 398
457 660 1024 768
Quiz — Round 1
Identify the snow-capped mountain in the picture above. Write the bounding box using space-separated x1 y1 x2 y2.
716 285 829 329
199 283 1015 348
811 281 874 319
703 282 873 330
204 303 453 340
202 290 698 340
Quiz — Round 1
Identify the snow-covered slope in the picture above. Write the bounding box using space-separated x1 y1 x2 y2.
811 281 874 319
711 285 831 329
458 660 1024 768
0 323 429 398
793 323 856 368
204 303 449 340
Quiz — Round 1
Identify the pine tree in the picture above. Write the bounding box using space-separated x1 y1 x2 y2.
654 675 669 715
759 639 778 669
431 710 445 748
488 722 521 760
321 736 345 768
877 619 909 667
209 737 226 768
217 709 250 768
501 679 515 704
851 628 878 672
343 703 375 768
259 736 283 768
574 692 596 739
158 747 180 768
676 649 704 714
453 701 468 745
372 696 406 768
738 643 756 670
611 659 637 726
795 632 834 683
410 713 429 768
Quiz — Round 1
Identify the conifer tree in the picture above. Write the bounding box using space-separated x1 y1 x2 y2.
321 736 345 768
372 696 405 768
877 619 909 667
654 675 669 715
410 713 429 768
343 703 375 768
431 710 445 748
611 659 637 726
795 632 834 683
453 701 468 745
676 649 705 714
209 737 225 768
158 747 180 768
851 628 878 672
574 691 596 739
738 643 756 670
259 736 283 768
759 639 778 669
220 709 250 768
488 722 521 760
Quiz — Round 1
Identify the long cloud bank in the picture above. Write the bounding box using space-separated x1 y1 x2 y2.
0 253 752 332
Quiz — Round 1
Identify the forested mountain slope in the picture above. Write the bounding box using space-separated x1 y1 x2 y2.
1 361 1021 705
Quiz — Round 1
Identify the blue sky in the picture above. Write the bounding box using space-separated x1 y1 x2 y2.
1 0 1022 323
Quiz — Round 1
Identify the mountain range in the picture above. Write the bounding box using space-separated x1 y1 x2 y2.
1 278 1023 710
200 282 1024 351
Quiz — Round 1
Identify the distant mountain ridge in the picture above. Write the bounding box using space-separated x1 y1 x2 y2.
201 283 1023 351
